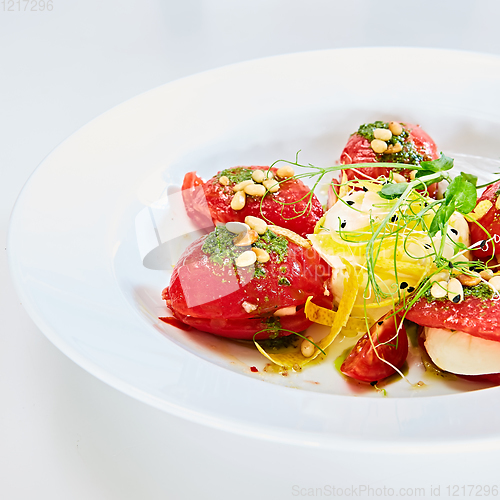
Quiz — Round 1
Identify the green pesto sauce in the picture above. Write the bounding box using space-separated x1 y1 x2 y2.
201 227 288 281
257 334 298 350
217 167 253 184
356 120 423 166
254 266 266 279
464 283 494 300
278 276 291 286
254 230 288 263
380 142 423 165
260 316 283 340
201 226 241 266
423 281 494 303
356 121 391 142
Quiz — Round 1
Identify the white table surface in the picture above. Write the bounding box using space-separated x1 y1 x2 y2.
3 2 500 499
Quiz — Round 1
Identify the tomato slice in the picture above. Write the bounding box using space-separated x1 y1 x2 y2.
341 312 408 382
163 226 332 339
469 179 500 260
182 166 323 237
339 122 439 197
406 295 500 343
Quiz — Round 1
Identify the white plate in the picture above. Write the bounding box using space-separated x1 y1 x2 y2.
9 48 500 452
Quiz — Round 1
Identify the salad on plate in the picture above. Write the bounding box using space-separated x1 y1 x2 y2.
160 120 500 389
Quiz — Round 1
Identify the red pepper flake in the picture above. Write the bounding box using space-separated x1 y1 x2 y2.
250 366 259 373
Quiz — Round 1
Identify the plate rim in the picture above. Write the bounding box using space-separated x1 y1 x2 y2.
9 47 500 451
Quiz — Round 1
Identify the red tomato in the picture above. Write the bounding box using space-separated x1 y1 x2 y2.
469 180 500 260
406 295 500 343
163 228 332 339
182 166 323 237
338 122 439 198
340 313 408 382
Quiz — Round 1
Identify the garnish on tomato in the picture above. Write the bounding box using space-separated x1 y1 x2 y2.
163 224 332 339
182 166 323 237
337 121 439 198
340 312 408 382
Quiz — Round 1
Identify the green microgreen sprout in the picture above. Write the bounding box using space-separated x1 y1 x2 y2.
255 149 500 381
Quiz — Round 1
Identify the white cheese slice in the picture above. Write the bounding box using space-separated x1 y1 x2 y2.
425 327 500 375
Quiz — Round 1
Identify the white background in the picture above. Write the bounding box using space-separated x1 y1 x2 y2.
3 1 500 499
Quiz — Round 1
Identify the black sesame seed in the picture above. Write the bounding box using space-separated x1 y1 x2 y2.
378 321 383 326
362 187 368 192
407 286 415 293
340 220 347 229
400 282 408 289
452 294 461 303
346 200 355 206
424 244 431 249
481 240 487 249
390 215 398 223
448 261 454 268
450 228 459 236
370 381 378 386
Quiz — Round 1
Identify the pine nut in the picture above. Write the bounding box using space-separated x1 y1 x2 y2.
244 183 266 197
496 196 500 211
252 170 266 183
373 128 392 141
231 190 246 210
235 250 257 267
392 173 407 183
268 225 311 248
263 178 280 193
430 271 450 283
480 269 494 281
410 169 417 180
447 278 464 304
245 216 267 235
431 280 448 299
274 306 297 317
226 221 250 234
233 180 254 192
388 121 403 136
277 165 295 179
488 275 500 291
456 273 481 287
219 175 229 186
301 336 315 357
387 142 403 154
371 139 388 154
234 229 259 246
252 247 270 263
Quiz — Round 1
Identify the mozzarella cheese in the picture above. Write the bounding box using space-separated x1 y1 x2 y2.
425 327 500 375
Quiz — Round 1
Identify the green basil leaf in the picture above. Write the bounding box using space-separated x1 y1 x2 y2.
459 171 478 187
378 182 409 200
445 175 477 214
420 154 454 172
